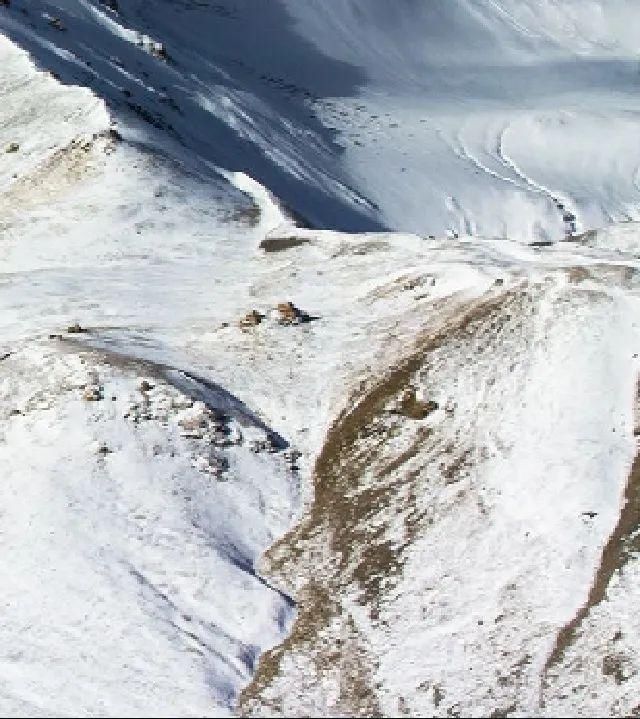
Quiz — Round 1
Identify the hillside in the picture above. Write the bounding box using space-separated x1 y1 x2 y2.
0 1 639 716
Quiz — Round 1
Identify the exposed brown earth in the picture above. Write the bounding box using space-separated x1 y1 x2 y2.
0 134 108 214
541 383 640 690
259 236 310 252
239 287 521 716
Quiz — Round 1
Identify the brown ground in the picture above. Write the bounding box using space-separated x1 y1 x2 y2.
542 383 640 686
259 236 310 252
238 287 521 716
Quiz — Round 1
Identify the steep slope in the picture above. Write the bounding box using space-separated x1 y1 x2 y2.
0 36 299 717
0 0 379 231
1 2 640 718
285 0 640 238
240 243 640 716
1 0 639 239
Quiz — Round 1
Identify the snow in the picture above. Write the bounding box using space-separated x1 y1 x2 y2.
2 0 639 238
0 348 297 716
284 0 640 238
0 35 300 716
0 1 639 716
368 278 639 716
241 247 640 716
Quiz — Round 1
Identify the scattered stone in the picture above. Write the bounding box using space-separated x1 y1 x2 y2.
135 34 169 61
275 301 310 325
5 142 19 153
83 385 102 401
602 654 628 685
239 309 264 328
179 422 205 439
397 387 439 420
171 396 193 411
250 438 272 454
277 301 299 323
211 425 231 445
208 454 229 477
150 42 169 61
107 127 122 142
48 16 66 31
284 448 302 470
226 424 243 445
193 452 228 478
67 322 88 334
177 402 211 438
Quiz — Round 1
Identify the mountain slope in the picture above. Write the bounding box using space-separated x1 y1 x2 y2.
0 2 639 717
2 0 639 238
241 251 640 717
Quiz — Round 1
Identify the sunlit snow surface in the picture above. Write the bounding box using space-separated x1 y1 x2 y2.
0 36 299 716
0 2 640 717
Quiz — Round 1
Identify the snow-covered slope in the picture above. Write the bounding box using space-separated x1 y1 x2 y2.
0 37 300 717
240 236 640 717
286 0 640 239
1 0 639 239
1 2 640 717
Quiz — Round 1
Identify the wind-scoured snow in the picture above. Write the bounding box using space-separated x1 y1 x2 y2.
1 1 640 717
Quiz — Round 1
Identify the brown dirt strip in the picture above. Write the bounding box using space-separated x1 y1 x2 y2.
542 385 640 688
238 286 521 716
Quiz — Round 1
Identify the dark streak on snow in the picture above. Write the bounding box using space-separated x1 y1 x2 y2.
541 389 640 698
127 563 254 685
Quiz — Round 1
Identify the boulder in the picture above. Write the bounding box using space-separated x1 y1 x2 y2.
239 309 264 328
48 17 66 31
398 387 439 420
276 301 309 325
83 385 102 402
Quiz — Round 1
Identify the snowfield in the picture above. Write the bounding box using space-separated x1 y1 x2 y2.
1 1 639 717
